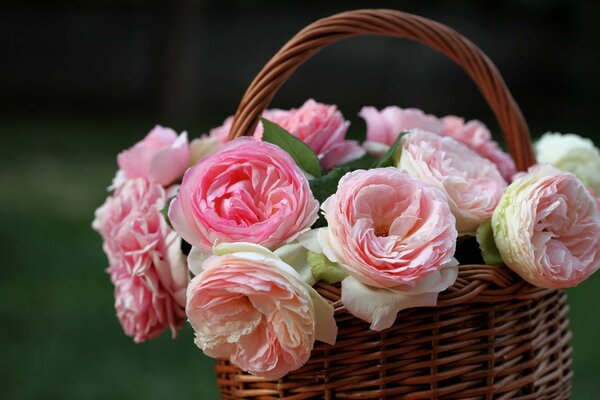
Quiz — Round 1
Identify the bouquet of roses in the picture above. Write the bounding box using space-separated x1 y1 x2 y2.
93 99 600 378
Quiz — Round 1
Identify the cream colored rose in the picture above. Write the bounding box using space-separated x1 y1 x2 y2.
535 132 600 193
186 243 336 379
492 164 600 288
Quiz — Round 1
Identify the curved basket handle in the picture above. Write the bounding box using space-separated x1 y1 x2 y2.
228 9 535 170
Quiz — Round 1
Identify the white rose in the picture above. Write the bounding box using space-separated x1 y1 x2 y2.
535 132 600 193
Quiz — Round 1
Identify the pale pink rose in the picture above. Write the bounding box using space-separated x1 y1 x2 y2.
93 179 189 342
93 178 166 258
320 168 457 288
168 137 319 253
359 106 443 156
256 99 364 170
358 106 516 179
212 100 364 170
317 168 458 330
587 187 600 211
398 130 507 234
186 243 336 379
117 125 190 187
492 164 600 288
441 116 516 181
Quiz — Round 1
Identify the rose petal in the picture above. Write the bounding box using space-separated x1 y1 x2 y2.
320 141 366 171
341 276 439 331
188 246 210 275
274 243 317 286
307 287 337 345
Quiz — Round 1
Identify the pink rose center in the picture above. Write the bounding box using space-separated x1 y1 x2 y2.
205 164 288 227
374 225 390 237
354 183 427 243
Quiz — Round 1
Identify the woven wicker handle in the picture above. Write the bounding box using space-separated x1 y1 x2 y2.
228 9 535 170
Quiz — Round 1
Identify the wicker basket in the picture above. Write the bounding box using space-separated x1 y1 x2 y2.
216 9 573 399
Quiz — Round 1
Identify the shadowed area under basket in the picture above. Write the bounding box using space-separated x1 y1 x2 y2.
216 265 572 399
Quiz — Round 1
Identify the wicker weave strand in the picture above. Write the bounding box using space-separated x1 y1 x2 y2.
216 9 572 399
228 9 535 170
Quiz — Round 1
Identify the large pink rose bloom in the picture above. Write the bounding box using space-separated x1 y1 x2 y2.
318 168 458 330
442 116 516 181
492 164 600 288
359 106 443 156
93 179 189 342
168 138 319 253
399 130 507 234
117 125 190 187
186 243 336 379
320 168 457 288
211 100 364 170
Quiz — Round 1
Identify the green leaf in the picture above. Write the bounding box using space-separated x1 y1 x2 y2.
161 196 176 228
307 251 348 284
309 154 378 203
309 166 351 228
308 154 379 228
373 131 407 168
475 219 503 265
260 117 322 177
309 167 350 204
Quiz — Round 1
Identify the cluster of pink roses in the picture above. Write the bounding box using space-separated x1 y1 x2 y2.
360 106 516 181
93 126 192 342
209 99 365 170
94 100 600 379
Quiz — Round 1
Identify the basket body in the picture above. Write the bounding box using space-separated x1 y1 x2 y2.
216 266 572 399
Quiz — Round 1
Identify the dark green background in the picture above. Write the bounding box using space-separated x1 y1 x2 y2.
2 1 600 398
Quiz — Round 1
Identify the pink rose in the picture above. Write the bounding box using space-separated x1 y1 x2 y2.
258 99 365 170
320 168 457 288
587 187 600 211
117 125 190 187
358 106 516 180
168 137 319 253
492 164 600 288
212 100 365 170
441 116 516 181
359 106 443 156
399 130 507 234
93 179 189 342
186 243 336 378
317 168 458 330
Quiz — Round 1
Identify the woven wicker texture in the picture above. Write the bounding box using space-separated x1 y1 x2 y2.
216 266 572 399
217 9 573 399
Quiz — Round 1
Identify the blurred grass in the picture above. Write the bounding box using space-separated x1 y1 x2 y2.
1 118 599 399
0 118 219 400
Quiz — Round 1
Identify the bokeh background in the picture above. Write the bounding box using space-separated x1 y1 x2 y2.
2 0 600 398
